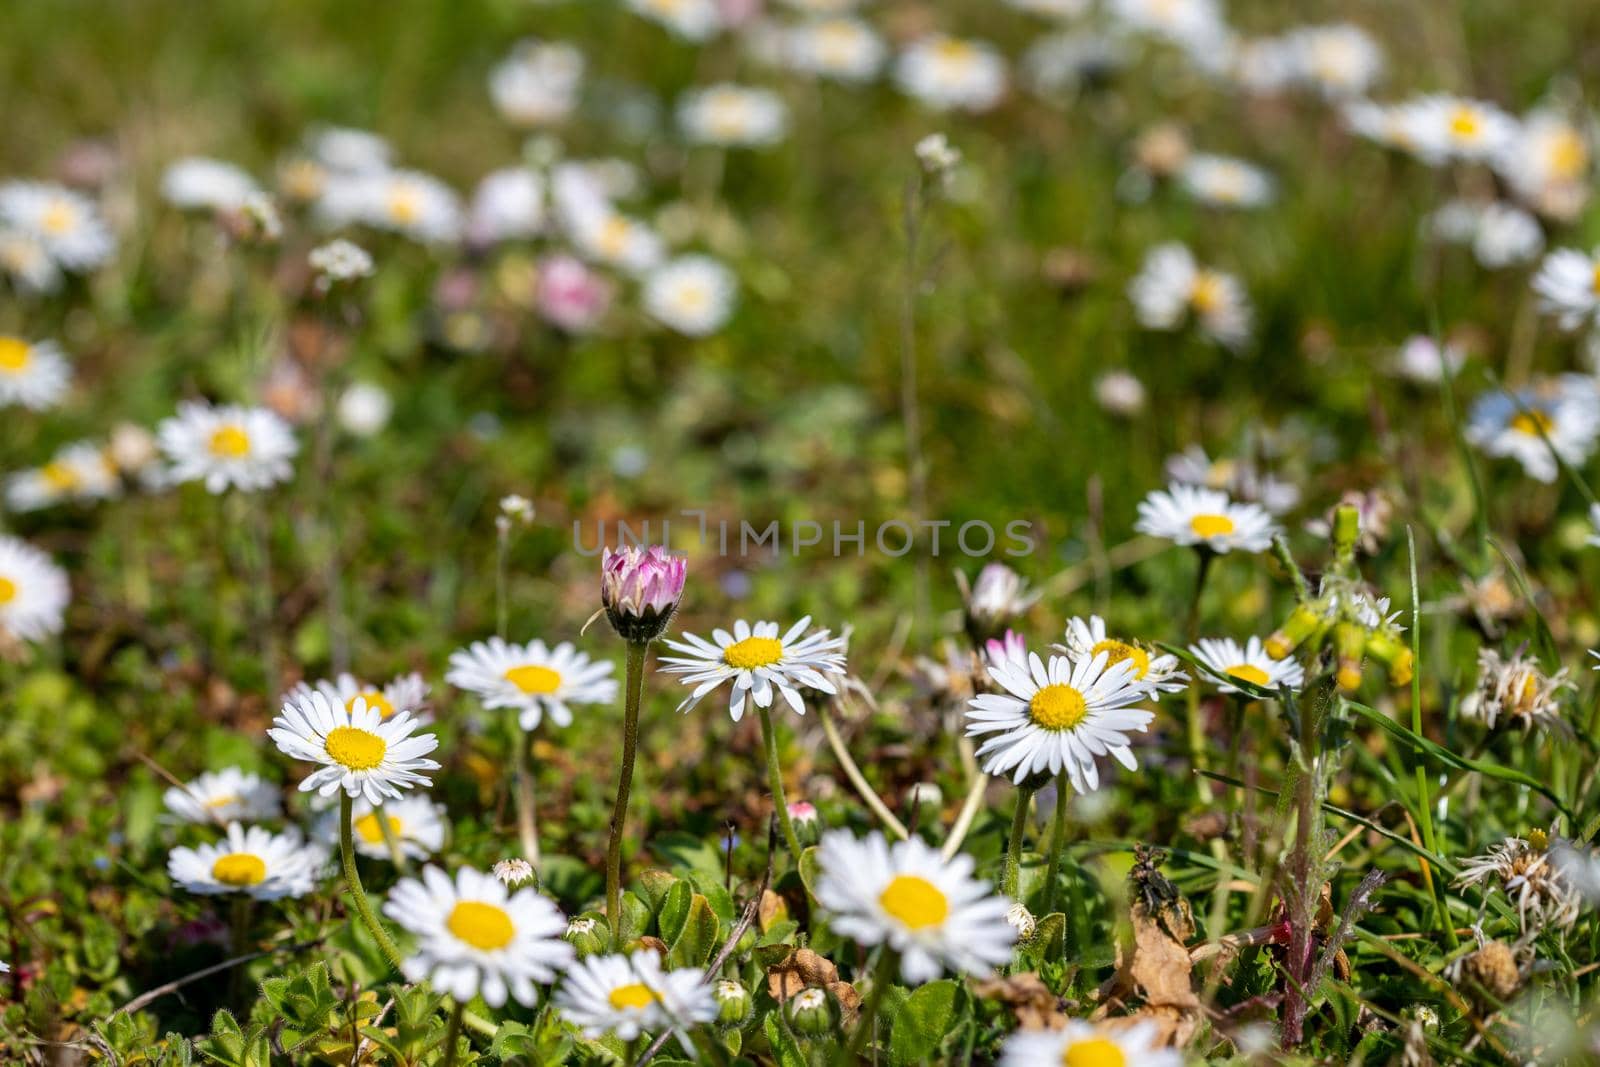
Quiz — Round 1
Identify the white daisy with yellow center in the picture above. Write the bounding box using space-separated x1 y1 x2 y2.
488 39 585 127
1189 636 1304 695
0 228 62 293
643 255 736 337
1397 93 1517 165
998 1019 1185 1067
1495 112 1590 215
966 649 1155 791
446 637 617 731
569 206 665 274
1288 23 1383 99
1060 615 1189 695
1178 154 1275 209
0 535 69 644
555 951 719 1039
164 767 282 826
383 865 573 1008
0 180 116 270
289 671 432 726
1533 247 1600 333
1128 243 1251 350
0 335 71 411
660 616 849 721
316 169 462 245
785 17 885 82
1465 374 1600 483
677 84 788 147
166 823 326 901
6 440 120 512
317 794 447 861
626 0 722 42
894 34 1007 112
814 830 1017 984
157 400 298 494
1135 483 1277 554
268 690 440 805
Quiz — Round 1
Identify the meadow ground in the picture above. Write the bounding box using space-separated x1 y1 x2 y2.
5 0 1600 1063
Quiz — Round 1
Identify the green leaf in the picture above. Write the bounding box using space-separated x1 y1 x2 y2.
637 868 679 913
667 893 720 969
618 890 652 945
888 979 962 1066
657 879 694 943
797 846 821 899
762 1012 809 1067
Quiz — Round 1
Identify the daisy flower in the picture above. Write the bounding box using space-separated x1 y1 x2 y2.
1135 484 1278 553
1456 832 1581 932
961 562 1039 640
1059 615 1188 694
309 238 374 286
446 637 617 730
814 830 1016 983
158 400 298 494
161 157 262 212
316 794 447 860
1108 0 1230 56
983 629 1030 673
628 0 723 40
785 18 886 83
567 207 665 274
1464 374 1600 482
268 690 440 805
383 865 573 1008
1393 335 1465 384
966 650 1154 790
1000 1019 1184 1067
488 40 585 127
557 951 717 1039
643 255 736 336
1178 154 1275 209
1288 23 1382 98
894 36 1007 113
319 169 462 244
1402 94 1518 165
0 335 71 410
1189 636 1304 694
164 767 282 825
0 181 116 270
1128 243 1251 349
167 823 325 901
536 253 614 333
1495 111 1590 219
467 168 545 247
337 382 392 436
1459 648 1572 735
659 616 849 720
0 535 69 643
288 671 431 724
0 229 62 293
1533 247 1600 331
677 85 788 147
6 440 120 512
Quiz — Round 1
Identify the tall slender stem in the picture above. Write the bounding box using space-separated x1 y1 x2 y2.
441 1001 466 1067
227 895 253 1006
1040 774 1071 916
509 709 541 869
1185 547 1214 640
759 704 804 858
340 791 405 972
941 771 989 860
374 801 410 872
818 699 907 840
842 950 897 1063
606 641 649 944
1001 786 1035 900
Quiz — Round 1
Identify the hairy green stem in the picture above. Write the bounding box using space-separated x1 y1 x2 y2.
1040 774 1071 917
340 792 405 973
760 703 804 858
441 1001 466 1067
1002 786 1034 900
509 708 541 870
606 641 649 945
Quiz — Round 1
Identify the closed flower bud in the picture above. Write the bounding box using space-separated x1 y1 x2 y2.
1265 603 1324 660
563 916 609 958
601 545 687 643
787 801 821 846
786 986 838 1038
1334 622 1365 692
1005 901 1037 942
713 979 753 1029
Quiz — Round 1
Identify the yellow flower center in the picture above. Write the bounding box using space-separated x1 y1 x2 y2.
347 689 396 718
1527 827 1550 851
1510 410 1553 437
282 159 325 200
1591 263 1600 296
0 337 31 372
0 577 18 604
1190 272 1224 315
608 982 660 1010
936 38 975 63
878 874 950 930
1029 683 1089 731
1091 639 1151 679
208 425 252 458
597 216 631 259
1548 131 1588 180
446 900 516 950
724 636 784 670
1226 664 1270 687
211 853 267 887
505 665 562 694
324 725 387 770
388 187 420 225
42 461 81 492
1062 1037 1127 1067
1189 513 1235 539
1449 107 1482 140
41 199 77 235
354 811 404 845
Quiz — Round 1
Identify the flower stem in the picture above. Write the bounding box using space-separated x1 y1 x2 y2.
509 709 541 870
1185 546 1215 640
1040 774 1071 917
940 770 989 861
227 894 253 1006
1001 785 1035 900
606 640 649 946
374 801 410 872
818 698 907 840
759 703 804 858
842 950 897 1063
340 791 405 973
441 1001 466 1067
